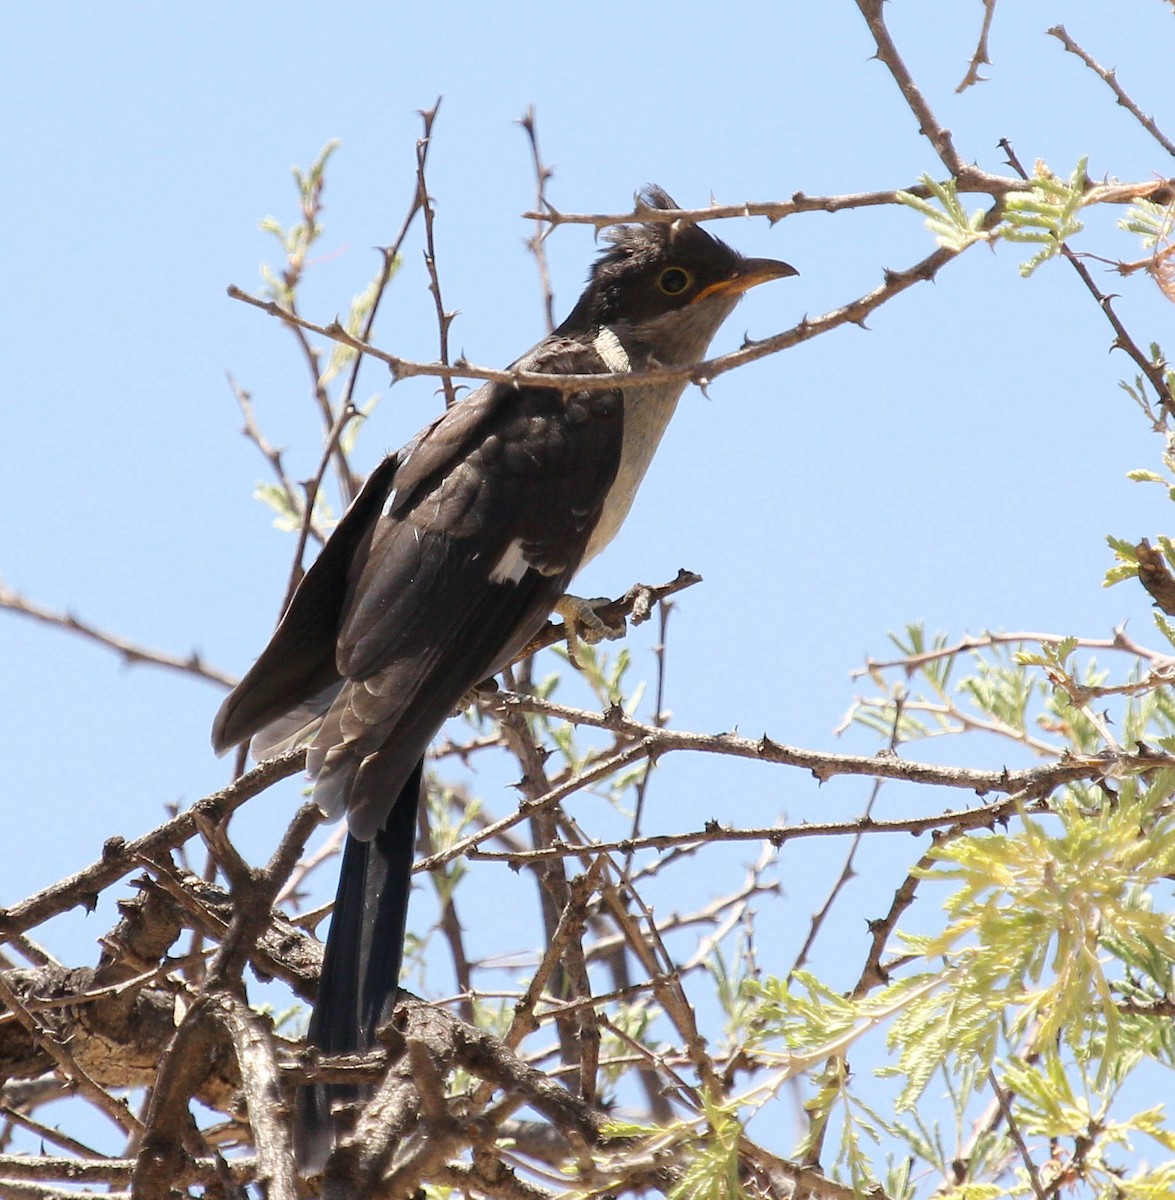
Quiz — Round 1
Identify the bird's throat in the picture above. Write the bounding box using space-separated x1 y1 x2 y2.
581 379 684 567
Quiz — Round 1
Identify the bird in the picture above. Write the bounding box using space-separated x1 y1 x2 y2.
210 185 796 1170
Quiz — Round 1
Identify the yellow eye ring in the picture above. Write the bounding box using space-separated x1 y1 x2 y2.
657 266 692 296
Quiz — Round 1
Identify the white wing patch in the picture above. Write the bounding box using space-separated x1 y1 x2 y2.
485 334 627 586
490 537 530 584
593 327 631 374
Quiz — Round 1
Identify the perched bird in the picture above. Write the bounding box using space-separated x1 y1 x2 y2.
211 185 795 1168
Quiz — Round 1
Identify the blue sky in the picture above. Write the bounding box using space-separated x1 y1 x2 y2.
4 0 1175 1163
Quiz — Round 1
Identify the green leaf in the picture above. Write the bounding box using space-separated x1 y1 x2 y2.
667 1097 744 1200
1119 197 1175 248
1155 611 1175 650
999 158 1090 276
898 176 989 252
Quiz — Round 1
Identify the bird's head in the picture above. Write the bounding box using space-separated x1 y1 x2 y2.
557 184 796 363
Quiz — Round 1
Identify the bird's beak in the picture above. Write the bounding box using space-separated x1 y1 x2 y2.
694 256 799 303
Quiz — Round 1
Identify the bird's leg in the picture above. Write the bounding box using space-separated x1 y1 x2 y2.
554 594 628 667
451 676 498 717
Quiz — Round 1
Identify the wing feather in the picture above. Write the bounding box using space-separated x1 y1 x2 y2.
214 333 626 839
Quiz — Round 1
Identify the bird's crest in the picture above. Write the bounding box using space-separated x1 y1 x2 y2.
593 184 734 276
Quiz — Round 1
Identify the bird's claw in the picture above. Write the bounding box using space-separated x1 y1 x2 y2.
555 594 627 666
452 676 499 716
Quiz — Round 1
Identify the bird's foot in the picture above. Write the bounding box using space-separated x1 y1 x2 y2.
555 594 627 667
452 676 499 717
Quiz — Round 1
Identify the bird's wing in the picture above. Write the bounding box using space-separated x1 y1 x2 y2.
307 339 626 837
210 451 403 756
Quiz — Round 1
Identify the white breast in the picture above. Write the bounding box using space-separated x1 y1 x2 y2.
581 327 683 566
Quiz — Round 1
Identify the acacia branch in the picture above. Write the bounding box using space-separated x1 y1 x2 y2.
463 792 1045 866
0 749 304 941
956 0 997 93
215 995 297 1200
487 691 1125 789
225 372 317 543
518 105 557 333
0 971 141 1137
1048 24 1175 159
854 0 967 176
1001 138 1175 418
850 626 1172 678
520 184 1025 231
0 1154 257 1188
0 579 234 688
228 233 966 396
415 99 458 410
277 108 442 611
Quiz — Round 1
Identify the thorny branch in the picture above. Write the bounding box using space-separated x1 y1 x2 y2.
855 0 968 177
1048 24 1175 159
229 236 967 397
226 371 317 546
9 6 1175 1194
849 626 1174 677
518 105 557 334
521 185 1023 230
1000 137 1175 418
0 578 235 689
0 749 304 940
278 105 442 613
415 99 458 411
956 0 997 93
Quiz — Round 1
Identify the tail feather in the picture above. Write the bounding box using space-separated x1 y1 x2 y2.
295 759 424 1173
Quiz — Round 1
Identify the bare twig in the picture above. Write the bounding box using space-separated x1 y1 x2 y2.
415 100 458 410
0 1105 104 1160
1048 24 1175 158
277 396 363 618
679 841 779 975
276 109 443 611
268 150 359 502
956 0 997 93
844 694 1065 757
0 579 234 688
418 794 476 1024
0 972 140 1137
790 696 904 977
497 683 583 1072
226 372 317 542
228 232 968 396
1000 138 1175 419
0 749 304 941
518 106 557 333
850 626 1172 678
323 108 438 509
629 597 674 851
461 795 1031 865
521 184 1027 231
854 0 967 176
482 692 1122 794
989 1069 1047 1200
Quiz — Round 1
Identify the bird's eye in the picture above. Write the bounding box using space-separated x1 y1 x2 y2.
657 266 692 295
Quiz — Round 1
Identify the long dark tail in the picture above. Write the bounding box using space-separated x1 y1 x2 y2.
295 759 424 1172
